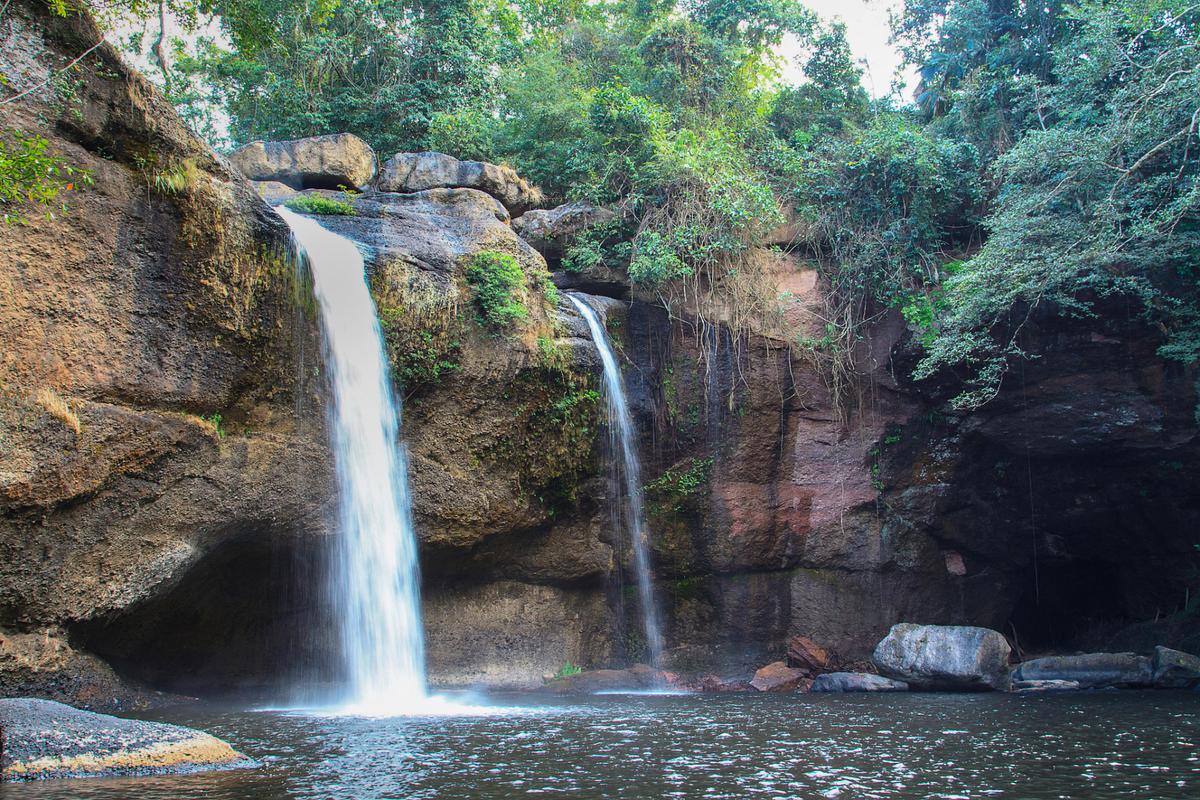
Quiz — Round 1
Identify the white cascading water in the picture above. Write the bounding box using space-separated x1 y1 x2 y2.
279 207 427 713
568 294 665 669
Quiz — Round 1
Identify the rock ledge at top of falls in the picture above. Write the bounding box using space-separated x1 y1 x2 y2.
230 133 377 190
376 151 544 215
0 699 255 782
872 623 1012 691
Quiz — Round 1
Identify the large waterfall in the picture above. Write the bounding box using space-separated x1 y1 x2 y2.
568 294 665 669
280 208 427 713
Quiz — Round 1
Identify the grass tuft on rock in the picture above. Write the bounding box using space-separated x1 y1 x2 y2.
284 194 357 216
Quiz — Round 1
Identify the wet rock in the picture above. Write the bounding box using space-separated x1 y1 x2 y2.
750 661 811 692
230 133 376 190
693 674 754 693
872 624 1011 691
1011 679 1082 694
513 201 616 258
376 151 543 215
0 698 253 782
1152 646 1200 688
1011 653 1154 689
251 180 297 205
786 635 833 675
810 672 909 693
540 664 666 694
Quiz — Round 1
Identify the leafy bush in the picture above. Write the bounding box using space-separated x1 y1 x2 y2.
285 194 357 216
0 131 91 223
465 251 528 328
426 109 497 163
555 661 582 678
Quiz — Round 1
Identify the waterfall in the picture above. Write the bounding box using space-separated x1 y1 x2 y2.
280 208 427 713
567 294 665 669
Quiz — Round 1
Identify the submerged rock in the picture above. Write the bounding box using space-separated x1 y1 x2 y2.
376 151 543 215
810 672 909 693
750 661 811 692
230 133 377 189
1011 653 1154 689
872 624 1011 691
1152 646 1200 688
0 699 253 782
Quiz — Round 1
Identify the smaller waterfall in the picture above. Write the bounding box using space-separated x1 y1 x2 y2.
568 294 665 669
280 208 426 713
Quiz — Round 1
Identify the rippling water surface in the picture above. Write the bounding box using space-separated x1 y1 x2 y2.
7 691 1200 799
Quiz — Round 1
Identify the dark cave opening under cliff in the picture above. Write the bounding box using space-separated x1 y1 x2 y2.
71 530 337 695
1006 559 1128 653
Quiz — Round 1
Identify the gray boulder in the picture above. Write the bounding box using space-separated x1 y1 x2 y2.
513 201 616 258
376 151 543 215
1152 646 1200 688
1011 652 1154 689
251 180 297 205
230 133 376 190
0 698 254 782
872 623 1012 691
811 672 909 693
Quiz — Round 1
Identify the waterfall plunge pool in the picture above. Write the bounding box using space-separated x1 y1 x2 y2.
4 691 1199 798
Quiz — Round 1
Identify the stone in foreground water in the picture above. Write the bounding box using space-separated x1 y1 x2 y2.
0 698 254 782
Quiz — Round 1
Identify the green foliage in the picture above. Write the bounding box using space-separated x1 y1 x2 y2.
426 109 497 162
0 132 92 223
465 251 528 328
555 660 582 678
645 457 713 512
284 194 357 216
914 0 1200 408
200 412 226 438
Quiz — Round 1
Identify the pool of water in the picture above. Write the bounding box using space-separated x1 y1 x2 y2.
6 691 1199 798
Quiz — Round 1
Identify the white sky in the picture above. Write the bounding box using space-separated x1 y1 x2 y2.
781 0 916 98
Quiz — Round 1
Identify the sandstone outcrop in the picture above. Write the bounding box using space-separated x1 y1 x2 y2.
749 661 810 692
376 151 544 215
0 698 252 782
872 624 1011 691
230 133 376 190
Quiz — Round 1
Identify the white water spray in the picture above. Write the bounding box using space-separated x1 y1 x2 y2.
568 294 665 669
280 208 427 713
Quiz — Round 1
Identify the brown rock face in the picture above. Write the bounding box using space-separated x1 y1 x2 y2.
786 635 832 675
749 661 810 692
230 133 376 190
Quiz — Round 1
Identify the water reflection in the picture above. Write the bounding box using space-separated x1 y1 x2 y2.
5 692 1198 799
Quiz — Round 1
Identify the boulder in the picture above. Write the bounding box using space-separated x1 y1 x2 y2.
513 201 616 258
1011 653 1154 689
786 635 833 675
229 133 376 190
1012 679 1083 694
811 672 909 693
872 623 1011 691
749 661 811 692
0 698 254 782
1152 646 1200 688
251 180 297 205
694 674 754 693
376 151 543 215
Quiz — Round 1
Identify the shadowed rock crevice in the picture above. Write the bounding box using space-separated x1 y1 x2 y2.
70 530 336 695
